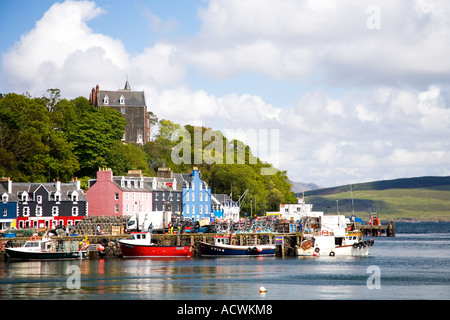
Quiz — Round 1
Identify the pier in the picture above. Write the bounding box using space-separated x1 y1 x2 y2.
0 219 395 260
355 221 396 237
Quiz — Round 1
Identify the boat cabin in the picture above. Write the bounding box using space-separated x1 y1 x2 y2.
131 232 150 240
213 236 230 245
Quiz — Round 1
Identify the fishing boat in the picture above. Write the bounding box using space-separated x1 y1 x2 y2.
118 231 193 258
296 229 374 257
199 235 276 257
4 233 88 261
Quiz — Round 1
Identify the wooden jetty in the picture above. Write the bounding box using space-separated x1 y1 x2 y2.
355 221 396 237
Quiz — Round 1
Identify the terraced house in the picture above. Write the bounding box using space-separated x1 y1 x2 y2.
86 168 182 217
5 179 87 229
0 178 16 231
175 168 212 222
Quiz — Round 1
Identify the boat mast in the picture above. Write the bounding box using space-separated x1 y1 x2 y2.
350 184 355 215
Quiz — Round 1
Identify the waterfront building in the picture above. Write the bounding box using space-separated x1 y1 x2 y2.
86 168 181 217
87 168 153 216
175 168 212 222
153 168 182 214
89 80 151 145
266 197 323 220
7 179 87 229
211 193 240 222
0 178 17 231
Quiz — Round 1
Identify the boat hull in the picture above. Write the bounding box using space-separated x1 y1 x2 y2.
296 244 370 257
119 242 193 258
296 237 372 257
5 248 87 261
199 242 276 257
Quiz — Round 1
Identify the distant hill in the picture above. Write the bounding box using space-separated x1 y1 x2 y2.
301 176 450 196
296 176 450 222
290 181 321 193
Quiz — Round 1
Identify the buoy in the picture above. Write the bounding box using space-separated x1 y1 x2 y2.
259 287 267 293
97 244 105 251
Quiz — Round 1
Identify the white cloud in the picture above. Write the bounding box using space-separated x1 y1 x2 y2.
2 0 450 187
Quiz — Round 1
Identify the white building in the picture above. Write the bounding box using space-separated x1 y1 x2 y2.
266 197 323 220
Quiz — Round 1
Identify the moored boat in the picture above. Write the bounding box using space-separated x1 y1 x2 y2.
5 233 88 261
296 229 374 257
199 235 276 257
118 232 193 258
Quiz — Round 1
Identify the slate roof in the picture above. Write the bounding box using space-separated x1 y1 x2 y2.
9 182 86 201
98 90 146 107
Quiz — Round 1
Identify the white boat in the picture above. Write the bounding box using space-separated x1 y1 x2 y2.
5 233 88 261
296 229 374 257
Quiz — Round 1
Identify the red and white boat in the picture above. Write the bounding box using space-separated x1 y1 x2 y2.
118 232 193 258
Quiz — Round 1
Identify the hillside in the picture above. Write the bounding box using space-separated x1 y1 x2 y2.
299 176 450 222
290 181 321 193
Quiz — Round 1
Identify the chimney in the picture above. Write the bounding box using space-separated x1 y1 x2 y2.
0 177 12 193
127 170 143 178
55 180 61 192
97 167 113 182
71 177 81 190
157 167 173 179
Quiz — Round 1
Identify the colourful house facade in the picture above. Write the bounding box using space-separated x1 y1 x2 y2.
175 168 212 222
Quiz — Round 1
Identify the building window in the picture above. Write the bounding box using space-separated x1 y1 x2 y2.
104 95 109 104
21 192 28 203
23 207 30 217
199 193 203 201
121 107 125 114
205 193 208 202
126 204 129 213
115 204 119 213
55 193 61 203
205 205 208 214
72 207 79 216
137 130 143 143
186 205 189 214
120 95 125 105
37 195 42 204
3 208 7 217
36 206 43 217
2 194 8 203
115 193 119 200
52 206 59 216
192 205 195 215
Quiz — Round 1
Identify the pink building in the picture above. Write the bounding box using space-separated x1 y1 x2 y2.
86 168 153 216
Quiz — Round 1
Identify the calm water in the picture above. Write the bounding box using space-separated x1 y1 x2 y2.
1 222 449 300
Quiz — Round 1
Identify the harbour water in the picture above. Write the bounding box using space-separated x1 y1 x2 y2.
1 222 449 300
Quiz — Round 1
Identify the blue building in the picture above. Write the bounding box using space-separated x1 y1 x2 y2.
0 178 17 231
175 168 212 222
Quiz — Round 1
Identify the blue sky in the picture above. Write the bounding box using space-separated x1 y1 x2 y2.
1 0 450 187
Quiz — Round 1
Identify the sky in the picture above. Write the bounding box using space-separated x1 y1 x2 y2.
1 0 450 188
